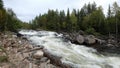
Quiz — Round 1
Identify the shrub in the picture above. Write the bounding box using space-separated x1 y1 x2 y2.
0 56 8 62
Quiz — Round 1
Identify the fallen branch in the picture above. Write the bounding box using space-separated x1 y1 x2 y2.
22 47 44 53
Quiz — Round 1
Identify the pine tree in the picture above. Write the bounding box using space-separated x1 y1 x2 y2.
70 10 77 31
92 2 97 11
66 8 71 32
0 0 3 9
108 5 112 18
112 2 120 43
0 9 6 31
87 2 92 14
107 5 112 37
59 10 65 30
0 0 6 31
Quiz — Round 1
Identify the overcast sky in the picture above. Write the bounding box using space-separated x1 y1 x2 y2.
3 0 120 22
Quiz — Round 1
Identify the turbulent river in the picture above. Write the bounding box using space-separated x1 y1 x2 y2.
19 30 120 68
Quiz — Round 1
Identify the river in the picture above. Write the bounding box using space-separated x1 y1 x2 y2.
19 30 120 68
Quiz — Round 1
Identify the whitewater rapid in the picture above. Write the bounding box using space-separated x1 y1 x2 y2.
19 30 120 68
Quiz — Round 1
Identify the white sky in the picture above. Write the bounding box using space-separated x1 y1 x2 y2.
3 0 120 22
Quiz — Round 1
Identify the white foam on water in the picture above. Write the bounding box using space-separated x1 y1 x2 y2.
19 30 38 35
19 30 120 68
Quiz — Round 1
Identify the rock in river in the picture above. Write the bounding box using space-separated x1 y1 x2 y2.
76 35 84 44
85 35 96 45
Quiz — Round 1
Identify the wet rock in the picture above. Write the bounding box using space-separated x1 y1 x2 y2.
16 33 23 37
85 35 96 45
33 50 44 59
104 64 113 68
76 35 84 44
33 45 44 48
43 49 62 65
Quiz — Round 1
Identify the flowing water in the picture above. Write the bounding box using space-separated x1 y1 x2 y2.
19 30 120 68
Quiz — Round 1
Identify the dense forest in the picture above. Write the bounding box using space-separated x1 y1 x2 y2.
0 0 28 32
0 0 120 36
29 2 120 35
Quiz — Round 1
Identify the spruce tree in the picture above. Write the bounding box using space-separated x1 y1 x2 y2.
0 0 3 9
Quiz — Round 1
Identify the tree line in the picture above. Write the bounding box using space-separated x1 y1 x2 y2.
0 0 120 36
0 0 25 32
30 2 120 35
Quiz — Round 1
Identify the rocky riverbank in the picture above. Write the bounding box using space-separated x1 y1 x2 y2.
61 31 120 54
15 30 120 68
0 32 61 68
1 30 120 68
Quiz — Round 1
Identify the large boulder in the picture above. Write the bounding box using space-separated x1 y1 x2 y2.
85 35 96 45
33 50 44 59
76 35 84 44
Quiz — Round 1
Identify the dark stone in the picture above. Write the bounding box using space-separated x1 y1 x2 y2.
16 33 23 37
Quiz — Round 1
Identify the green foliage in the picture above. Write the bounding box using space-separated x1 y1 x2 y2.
0 0 22 32
85 27 99 35
0 0 120 36
0 9 21 31
0 56 8 62
0 9 6 31
0 46 8 63
0 46 8 55
85 28 95 34
5 8 22 32
70 12 77 31
0 0 3 9
29 2 120 35
21 22 31 29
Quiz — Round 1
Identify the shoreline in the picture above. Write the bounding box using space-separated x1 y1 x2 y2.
1 30 120 68
0 32 61 68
